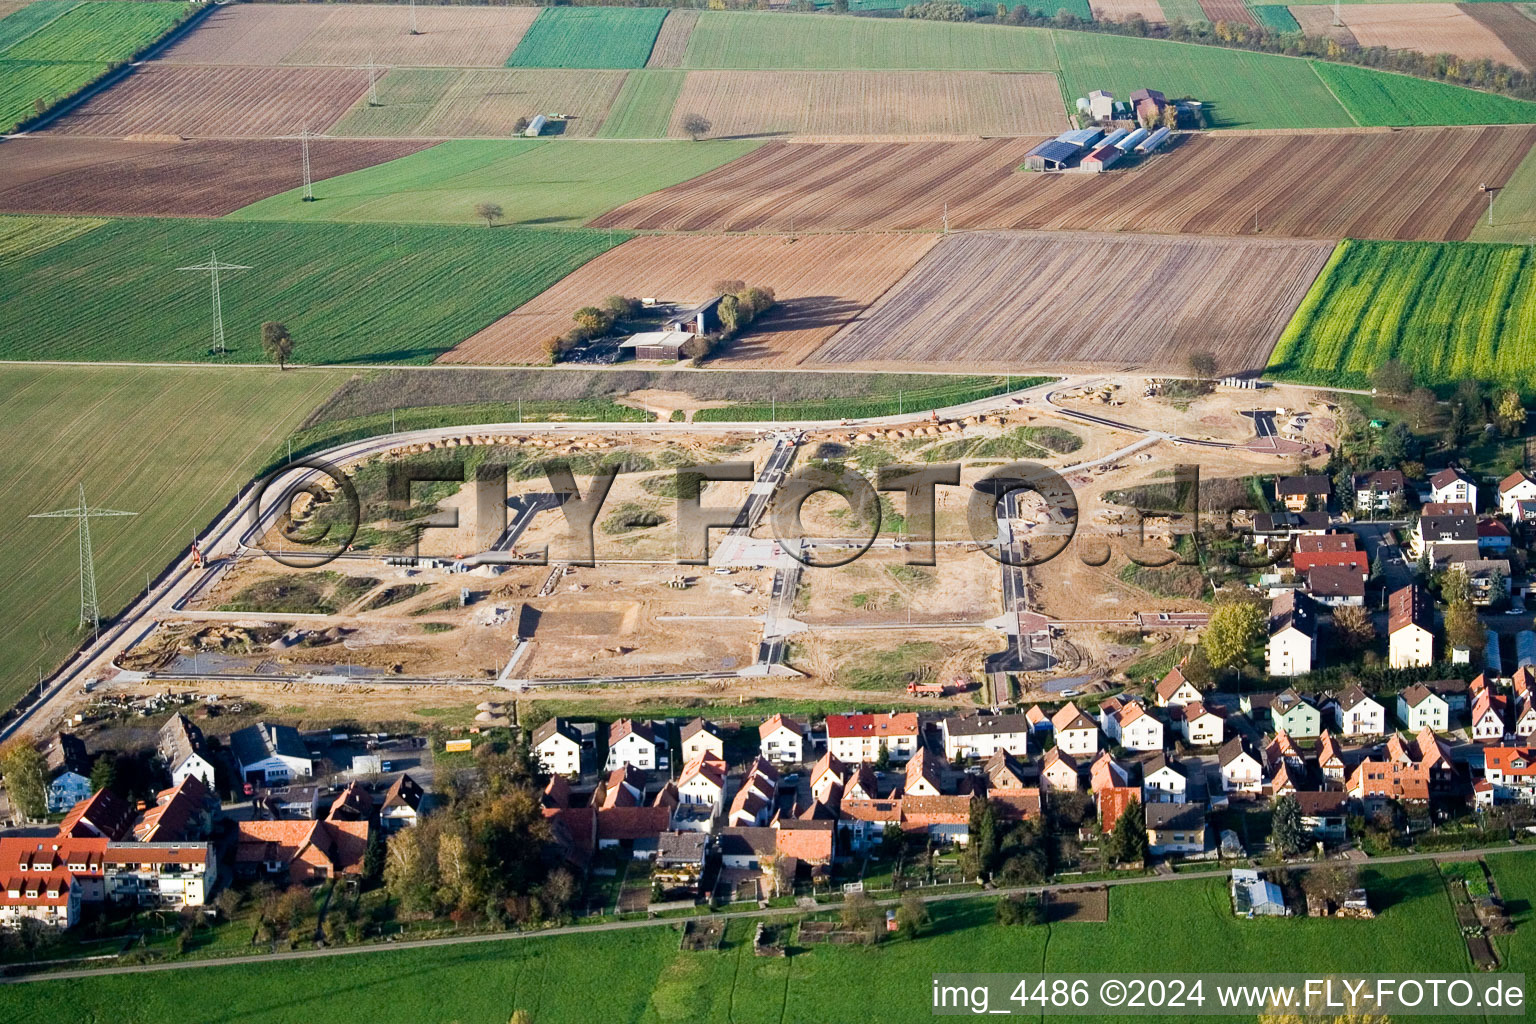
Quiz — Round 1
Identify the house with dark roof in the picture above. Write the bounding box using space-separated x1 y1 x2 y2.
940 712 1031 760
532 718 584 778
1388 584 1434 669
1429 467 1477 511
1145 802 1205 856
1267 591 1319 678
133 776 213 844
42 733 92 814
380 774 425 832
158 714 216 789
1331 684 1385 737
1275 475 1330 513
57 789 133 841
1353 470 1408 513
605 719 664 772
229 722 312 787
679 718 724 764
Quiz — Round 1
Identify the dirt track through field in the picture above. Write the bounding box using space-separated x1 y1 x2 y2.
592 127 1536 241
667 70 1067 138
1459 3 1536 71
438 232 937 366
44 64 369 138
645 9 699 68
0 136 430 216
807 231 1333 375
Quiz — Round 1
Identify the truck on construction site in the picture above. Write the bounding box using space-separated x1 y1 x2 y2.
907 676 975 697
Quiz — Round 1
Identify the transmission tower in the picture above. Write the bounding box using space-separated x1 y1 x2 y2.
28 483 137 636
409 0 418 34
301 124 313 201
361 54 381 106
177 249 252 357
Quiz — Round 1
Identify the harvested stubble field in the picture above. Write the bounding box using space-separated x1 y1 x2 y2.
594 127 1535 241
157 4 537 67
0 136 430 217
1314 4 1530 70
438 232 938 366
44 63 368 137
645 9 698 68
1196 0 1257 25
809 231 1333 374
1314 60 1536 125
1462 3 1536 71
1088 0 1167 22
326 67 627 138
1266 238 1536 392
667 70 1066 138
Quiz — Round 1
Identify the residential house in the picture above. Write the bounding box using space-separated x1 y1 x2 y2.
1353 470 1408 513
1292 533 1367 576
677 754 727 810
157 714 216 790
57 789 133 841
0 837 102 930
1316 731 1346 782
229 722 313 787
1512 695 1536 740
679 718 724 765
809 752 849 806
1482 747 1536 804
1333 684 1386 737
1478 519 1514 556
1171 701 1223 747
532 718 584 778
1267 592 1319 678
1101 698 1164 753
1274 475 1330 512
41 733 92 814
606 719 664 772
1398 684 1451 733
941 713 1031 760
1450 558 1511 607
595 805 672 857
1025 704 1051 733
984 749 1030 792
1141 753 1187 804
717 826 777 870
379 774 424 832
102 843 215 908
133 776 213 844
824 712 920 764
1271 688 1322 739
1041 748 1080 792
903 747 944 797
1294 790 1347 842
1090 751 1129 798
1252 511 1330 548
1345 727 1453 814
896 795 972 847
1424 678 1471 715
838 798 903 854
594 765 646 809
1388 584 1435 669
726 759 780 828
1051 704 1099 757
758 714 807 764
772 818 837 863
1218 738 1262 796
1154 666 1202 707
653 832 708 895
1265 729 1304 772
1413 512 1477 562
1472 690 1508 742
1145 803 1206 856
233 818 367 884
1498 471 1536 518
1430 467 1477 511
1307 566 1366 607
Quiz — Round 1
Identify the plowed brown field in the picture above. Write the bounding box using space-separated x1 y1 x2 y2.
438 232 938 366
666 70 1067 138
1324 4 1528 70
0 136 430 217
157 3 537 67
1461 4 1536 72
45 65 368 138
1197 0 1255 25
592 126 1536 241
807 231 1333 375
646 9 699 68
1089 0 1167 22
1289 7 1357 45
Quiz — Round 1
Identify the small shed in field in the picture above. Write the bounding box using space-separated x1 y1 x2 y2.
1136 126 1172 154
524 114 549 138
620 330 693 361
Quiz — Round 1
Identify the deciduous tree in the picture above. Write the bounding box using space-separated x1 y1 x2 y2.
261 321 293 370
1332 605 1375 649
1202 600 1265 676
1495 389 1527 438
1370 359 1413 397
681 112 711 141
474 202 504 228
1270 795 1305 856
0 742 48 820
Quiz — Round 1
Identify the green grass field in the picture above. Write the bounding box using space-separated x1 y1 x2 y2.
1155 0 1209 22
0 0 79 53
0 864 1474 1024
680 12 1060 70
1470 135 1536 243
0 364 344 712
0 211 101 266
1 0 188 62
1052 31 1354 128
1250 4 1301 31
1489 853 1536 974
0 216 625 364
1314 60 1536 126
598 69 685 138
507 6 668 69
325 66 457 137
1266 239 1536 392
0 57 104 131
227 138 758 229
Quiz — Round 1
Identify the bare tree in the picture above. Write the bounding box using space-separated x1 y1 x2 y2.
681 112 712 141
474 202 504 228
261 321 294 370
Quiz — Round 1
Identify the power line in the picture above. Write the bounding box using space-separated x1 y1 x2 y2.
176 249 253 357
28 483 137 636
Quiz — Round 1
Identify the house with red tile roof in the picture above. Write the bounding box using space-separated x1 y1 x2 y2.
57 789 134 841
233 819 367 885
677 754 727 811
771 818 835 864
1051 703 1099 757
902 747 944 797
758 714 807 764
1482 746 1536 804
1041 748 1080 792
605 719 664 772
824 712 920 764
1472 690 1509 743
1154 665 1202 707
133 776 214 844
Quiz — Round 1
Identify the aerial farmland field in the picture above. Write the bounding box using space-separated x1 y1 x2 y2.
666 70 1067 138
226 138 760 228
0 58 107 133
0 0 189 62
1302 3 1531 70
679 11 1060 69
0 363 345 713
0 216 624 364
1313 60 1536 125
1266 238 1536 392
1196 0 1257 24
1461 3 1536 71
597 69 685 137
0 136 431 217
1088 0 1167 22
0 0 78 53
326 67 628 138
44 63 369 137
1470 133 1536 242
645 9 698 68
507 6 667 69
810 231 1333 374
595 126 1536 240
439 231 937 366
0 212 103 266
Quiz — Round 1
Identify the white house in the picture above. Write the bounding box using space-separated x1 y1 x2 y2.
1141 753 1187 804
533 718 584 778
1499 471 1536 518
1398 685 1450 733
676 755 726 809
229 722 312 787
1430 467 1477 511
1154 666 1202 708
1472 691 1508 743
1052 704 1099 757
1332 684 1386 738
758 714 807 764
1388 584 1435 669
41 734 92 815
157 715 217 790
1116 704 1165 753
1267 591 1318 677
824 713 920 764
679 718 724 765
1483 747 1536 803
605 719 663 772
1218 738 1262 796
1514 696 1536 740
1041 748 1080 792
941 713 1031 761
1173 702 1223 747
380 774 424 832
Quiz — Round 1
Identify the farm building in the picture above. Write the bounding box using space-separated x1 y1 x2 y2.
1022 128 1103 171
1136 127 1172 153
524 114 548 138
664 296 723 335
1089 89 1114 122
1081 144 1123 173
1117 127 1150 151
619 330 693 361
1131 88 1167 126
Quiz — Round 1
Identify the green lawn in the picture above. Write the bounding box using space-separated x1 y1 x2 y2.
0 0 79 53
1051 31 1354 128
0 364 345 711
227 138 759 229
1313 60 1536 126
1470 135 1536 243
680 11 1060 70
1 0 188 62
0 216 625 364
507 6 668 69
0 865 1474 1024
1266 238 1536 393
598 69 685 138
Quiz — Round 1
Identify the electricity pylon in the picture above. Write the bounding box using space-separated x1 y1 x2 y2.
29 483 137 636
177 249 252 357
